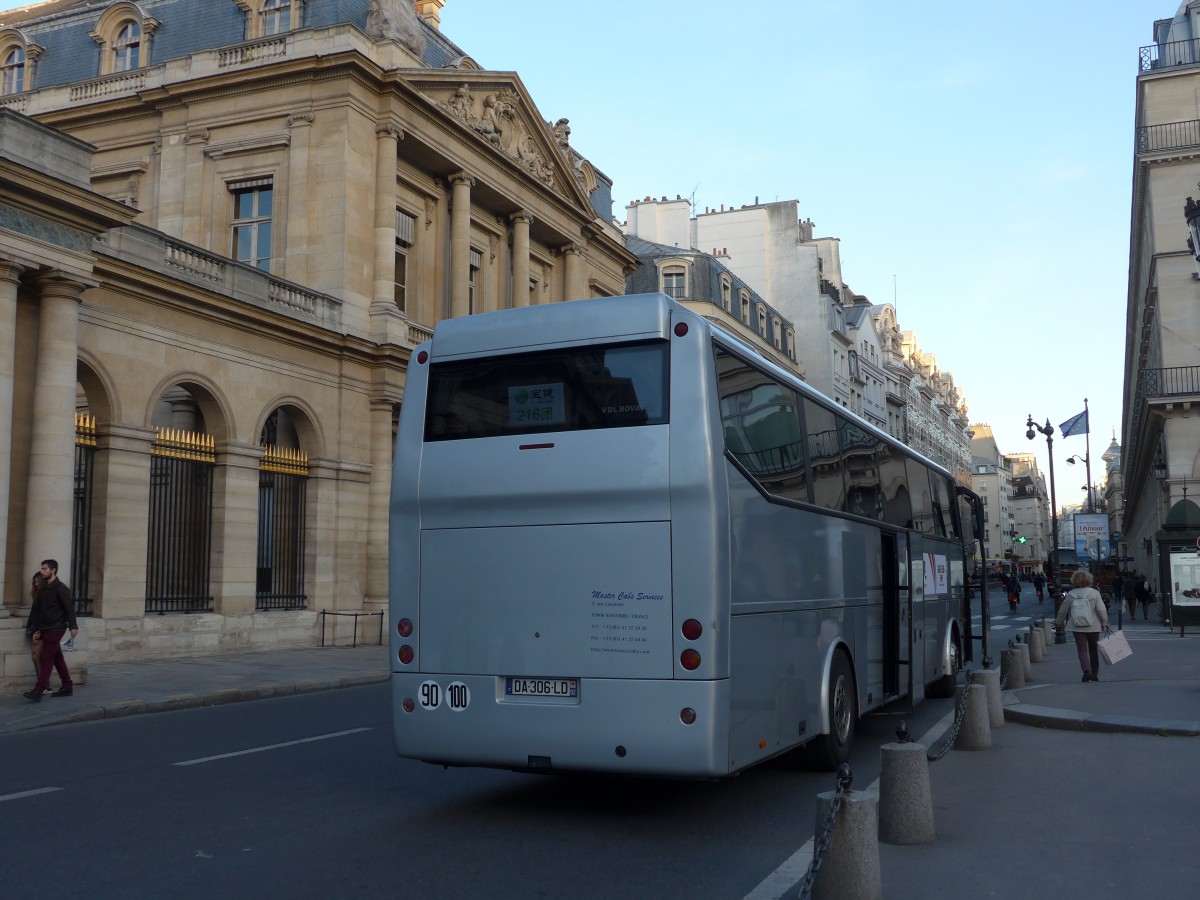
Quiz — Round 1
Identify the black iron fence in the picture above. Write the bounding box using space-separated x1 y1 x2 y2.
1136 119 1200 154
256 445 308 610
1140 38 1200 72
72 413 95 616
146 428 215 614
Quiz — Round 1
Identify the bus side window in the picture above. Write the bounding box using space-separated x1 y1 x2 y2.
802 399 844 512
906 458 934 533
878 445 912 528
930 473 956 539
840 418 883 520
715 348 808 503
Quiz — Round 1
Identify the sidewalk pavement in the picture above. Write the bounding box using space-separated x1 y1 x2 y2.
0 642 391 734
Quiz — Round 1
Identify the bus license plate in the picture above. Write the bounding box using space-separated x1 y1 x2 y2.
506 677 578 698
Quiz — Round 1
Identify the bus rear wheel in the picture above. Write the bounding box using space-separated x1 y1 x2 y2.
795 652 855 771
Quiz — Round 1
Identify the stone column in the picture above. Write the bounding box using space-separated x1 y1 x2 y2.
209 441 263 619
510 211 531 308
0 261 23 614
283 112 315 284
24 275 85 582
364 398 395 613
448 172 474 319
562 242 584 301
372 124 403 309
90 424 155 622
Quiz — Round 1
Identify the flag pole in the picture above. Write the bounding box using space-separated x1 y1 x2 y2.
1084 397 1093 512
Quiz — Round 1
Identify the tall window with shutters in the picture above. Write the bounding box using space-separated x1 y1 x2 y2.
394 209 415 312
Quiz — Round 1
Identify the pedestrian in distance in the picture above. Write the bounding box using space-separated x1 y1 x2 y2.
23 559 78 702
1033 571 1045 604
1006 573 1021 613
1113 570 1124 612
1126 571 1140 620
24 570 46 675
1138 577 1155 622
1055 569 1110 682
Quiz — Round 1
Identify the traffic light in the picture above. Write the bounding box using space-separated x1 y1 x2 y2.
1010 533 1028 544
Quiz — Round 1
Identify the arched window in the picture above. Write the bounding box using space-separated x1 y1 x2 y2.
113 21 140 72
262 0 292 36
234 0 305 40
1 47 24 94
91 5 159 76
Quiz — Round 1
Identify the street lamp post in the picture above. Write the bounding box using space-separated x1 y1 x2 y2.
1026 415 1059 583
1066 454 1093 512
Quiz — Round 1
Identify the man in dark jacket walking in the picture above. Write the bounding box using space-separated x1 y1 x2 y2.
24 559 78 701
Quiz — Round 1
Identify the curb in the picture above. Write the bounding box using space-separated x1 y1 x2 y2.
1003 701 1200 736
8 671 391 731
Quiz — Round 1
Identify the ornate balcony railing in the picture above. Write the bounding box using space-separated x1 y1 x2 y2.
1136 119 1200 153
1128 364 1200 473
1140 38 1200 72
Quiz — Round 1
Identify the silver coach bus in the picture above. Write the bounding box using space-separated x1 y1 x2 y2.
390 293 977 778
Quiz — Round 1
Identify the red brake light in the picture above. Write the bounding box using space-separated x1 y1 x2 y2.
674 322 689 337
680 707 697 725
399 645 414 664
680 649 701 671
681 619 703 640
417 350 428 364
402 697 415 713
397 618 413 638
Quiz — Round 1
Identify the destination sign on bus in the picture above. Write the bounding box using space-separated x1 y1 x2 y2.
509 383 565 427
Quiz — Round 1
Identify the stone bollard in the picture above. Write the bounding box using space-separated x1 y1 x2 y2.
812 790 882 900
952 682 992 750
1027 626 1044 662
972 668 1004 728
1015 641 1032 679
878 742 936 844
1004 647 1026 688
1042 619 1054 645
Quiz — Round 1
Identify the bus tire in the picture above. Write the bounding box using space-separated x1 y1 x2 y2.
926 630 961 698
795 651 856 771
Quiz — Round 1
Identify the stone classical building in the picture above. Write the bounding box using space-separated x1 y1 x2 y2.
0 0 636 685
1124 5 1200 609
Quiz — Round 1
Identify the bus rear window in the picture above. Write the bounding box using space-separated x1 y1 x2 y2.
424 341 669 441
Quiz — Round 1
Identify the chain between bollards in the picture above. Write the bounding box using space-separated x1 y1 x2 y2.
796 763 854 900
926 669 973 762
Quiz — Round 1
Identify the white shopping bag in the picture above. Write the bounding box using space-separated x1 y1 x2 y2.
1098 629 1131 665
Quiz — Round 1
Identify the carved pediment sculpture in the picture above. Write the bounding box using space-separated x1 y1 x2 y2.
435 83 559 189
367 0 427 56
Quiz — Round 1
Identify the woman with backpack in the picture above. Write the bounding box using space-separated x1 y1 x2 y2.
1055 569 1110 682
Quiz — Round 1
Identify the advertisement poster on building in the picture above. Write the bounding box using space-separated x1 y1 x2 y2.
1073 514 1109 561
1170 550 1200 607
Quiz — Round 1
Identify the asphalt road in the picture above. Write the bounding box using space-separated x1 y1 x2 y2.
1 681 953 899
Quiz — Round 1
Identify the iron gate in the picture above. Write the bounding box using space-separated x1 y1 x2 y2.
145 428 215 613
72 413 95 616
256 445 308 610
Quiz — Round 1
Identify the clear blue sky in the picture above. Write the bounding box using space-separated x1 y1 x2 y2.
441 0 1171 502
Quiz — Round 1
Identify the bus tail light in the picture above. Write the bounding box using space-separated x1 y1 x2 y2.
399 644 414 664
402 697 415 713
673 322 689 337
397 618 413 638
680 649 701 671
681 619 703 640
680 707 696 725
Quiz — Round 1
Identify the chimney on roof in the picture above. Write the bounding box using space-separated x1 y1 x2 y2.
415 0 446 29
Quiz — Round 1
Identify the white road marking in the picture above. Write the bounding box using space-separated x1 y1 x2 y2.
173 727 372 766
0 787 63 803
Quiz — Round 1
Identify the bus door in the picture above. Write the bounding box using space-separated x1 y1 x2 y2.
908 533 926 705
881 532 912 701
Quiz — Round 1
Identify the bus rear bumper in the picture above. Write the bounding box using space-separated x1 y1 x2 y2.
391 673 731 778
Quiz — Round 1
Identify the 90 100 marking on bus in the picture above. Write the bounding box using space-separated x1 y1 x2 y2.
390 293 987 778
418 680 471 711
